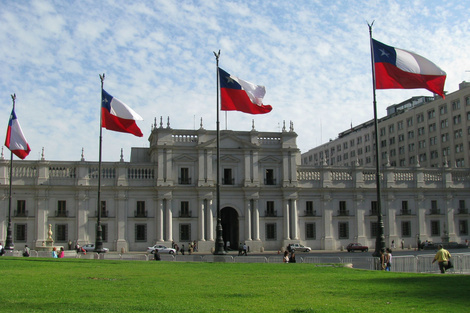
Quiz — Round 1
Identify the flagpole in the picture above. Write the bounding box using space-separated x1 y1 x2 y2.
368 22 386 258
213 50 226 255
4 94 16 250
94 73 105 253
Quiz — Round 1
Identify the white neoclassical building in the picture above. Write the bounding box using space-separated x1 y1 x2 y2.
1 119 469 252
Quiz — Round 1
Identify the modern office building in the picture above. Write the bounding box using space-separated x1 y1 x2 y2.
1 118 469 253
302 81 470 169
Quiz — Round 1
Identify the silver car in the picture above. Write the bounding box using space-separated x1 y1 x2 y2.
82 244 109 253
288 243 311 252
147 245 176 254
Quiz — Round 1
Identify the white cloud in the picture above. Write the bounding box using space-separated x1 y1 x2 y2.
0 0 469 161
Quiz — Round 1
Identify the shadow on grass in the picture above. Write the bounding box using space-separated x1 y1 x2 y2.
354 274 469 307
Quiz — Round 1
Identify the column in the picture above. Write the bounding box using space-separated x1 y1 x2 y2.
283 199 290 240
291 199 299 240
115 190 128 252
446 193 456 240
206 199 214 241
198 198 205 241
321 194 334 250
253 199 260 240
156 198 163 242
245 198 252 241
165 198 173 242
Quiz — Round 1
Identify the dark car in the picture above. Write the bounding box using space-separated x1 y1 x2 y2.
346 243 368 252
423 242 468 250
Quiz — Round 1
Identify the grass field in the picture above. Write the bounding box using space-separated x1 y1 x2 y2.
0 257 469 312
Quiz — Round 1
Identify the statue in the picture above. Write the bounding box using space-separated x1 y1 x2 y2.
47 224 53 240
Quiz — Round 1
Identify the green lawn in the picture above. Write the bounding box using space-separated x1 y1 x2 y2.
0 257 468 312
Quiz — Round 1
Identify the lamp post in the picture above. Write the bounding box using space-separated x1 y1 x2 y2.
4 94 17 251
369 22 385 257
213 50 226 255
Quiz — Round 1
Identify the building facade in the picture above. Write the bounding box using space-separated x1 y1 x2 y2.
1 120 469 252
302 82 470 169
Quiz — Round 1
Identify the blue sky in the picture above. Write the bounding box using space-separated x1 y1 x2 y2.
1 0 469 161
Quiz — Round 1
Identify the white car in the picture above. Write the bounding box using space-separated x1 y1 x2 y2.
147 245 176 254
81 243 109 253
288 243 311 252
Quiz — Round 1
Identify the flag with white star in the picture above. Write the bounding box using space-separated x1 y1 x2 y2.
218 67 272 114
372 39 446 98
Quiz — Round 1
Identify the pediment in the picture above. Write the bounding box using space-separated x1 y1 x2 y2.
199 132 258 149
220 155 240 163
259 156 281 164
173 154 197 162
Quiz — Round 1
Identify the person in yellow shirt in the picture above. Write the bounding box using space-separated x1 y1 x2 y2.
432 244 451 273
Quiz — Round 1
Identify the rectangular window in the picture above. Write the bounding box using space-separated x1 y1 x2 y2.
57 200 67 217
440 119 448 129
179 167 190 184
431 221 440 236
223 168 233 185
338 222 349 239
459 220 468 235
459 200 466 214
15 200 27 217
55 224 68 242
370 222 378 237
265 169 275 185
305 201 314 216
135 201 147 217
401 201 409 215
306 223 316 239
135 224 147 242
428 109 435 119
417 113 424 123
266 223 277 240
101 223 108 242
180 201 191 217
179 224 191 241
14 223 27 242
439 105 447 115
370 201 378 215
98 200 108 217
266 201 276 217
401 221 411 237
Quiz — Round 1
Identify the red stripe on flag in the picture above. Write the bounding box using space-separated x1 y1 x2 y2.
101 108 143 137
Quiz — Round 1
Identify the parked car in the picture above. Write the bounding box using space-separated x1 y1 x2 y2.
288 243 311 252
81 244 109 253
147 245 176 254
423 241 468 250
346 243 368 252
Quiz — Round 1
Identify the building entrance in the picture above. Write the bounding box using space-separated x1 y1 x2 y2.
221 207 239 251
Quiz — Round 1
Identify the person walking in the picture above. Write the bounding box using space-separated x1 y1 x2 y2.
289 251 296 263
283 251 289 263
154 250 161 261
432 244 451 273
385 248 392 271
23 245 30 257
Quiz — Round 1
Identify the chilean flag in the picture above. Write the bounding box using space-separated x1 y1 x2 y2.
5 108 31 159
101 89 143 137
372 39 446 98
219 67 272 114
